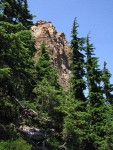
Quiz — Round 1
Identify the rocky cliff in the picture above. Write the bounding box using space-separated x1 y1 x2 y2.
31 20 71 89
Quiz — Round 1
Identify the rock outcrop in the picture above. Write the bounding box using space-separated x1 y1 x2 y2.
31 20 71 89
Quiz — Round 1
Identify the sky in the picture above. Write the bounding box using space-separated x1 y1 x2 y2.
28 0 113 82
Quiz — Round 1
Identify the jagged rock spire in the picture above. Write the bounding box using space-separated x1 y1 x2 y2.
31 20 71 89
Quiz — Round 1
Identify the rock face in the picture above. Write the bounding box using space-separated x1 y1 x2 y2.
31 20 71 89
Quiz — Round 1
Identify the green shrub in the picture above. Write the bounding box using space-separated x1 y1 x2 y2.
0 138 31 150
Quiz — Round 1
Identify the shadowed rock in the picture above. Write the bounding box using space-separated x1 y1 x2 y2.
18 125 54 150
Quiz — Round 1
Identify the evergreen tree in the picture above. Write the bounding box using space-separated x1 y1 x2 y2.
0 0 17 22
0 0 35 141
85 35 112 150
34 42 59 88
101 62 113 149
0 21 35 100
33 42 64 149
61 94 89 150
102 62 113 104
17 0 34 27
0 0 33 27
62 19 88 150
70 18 86 101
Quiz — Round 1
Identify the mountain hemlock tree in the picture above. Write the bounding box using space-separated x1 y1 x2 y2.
101 62 113 149
17 0 34 27
0 0 35 142
70 18 86 101
33 42 64 149
102 62 113 104
0 0 33 27
62 19 89 150
85 35 113 150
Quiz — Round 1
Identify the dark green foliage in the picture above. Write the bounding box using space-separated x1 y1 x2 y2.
102 62 113 104
0 21 35 100
0 138 31 150
85 35 102 100
0 0 33 27
70 18 86 101
60 94 89 150
35 42 60 88
0 0 36 144
85 35 113 150
33 42 64 148
61 19 88 150
17 0 34 27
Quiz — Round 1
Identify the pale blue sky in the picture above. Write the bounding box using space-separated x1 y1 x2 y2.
28 0 113 82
